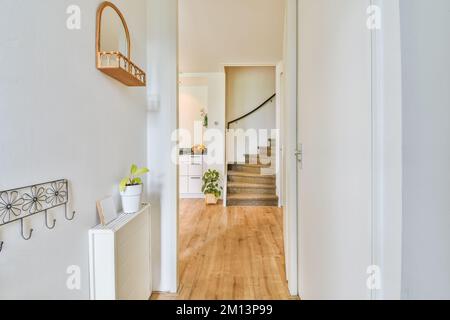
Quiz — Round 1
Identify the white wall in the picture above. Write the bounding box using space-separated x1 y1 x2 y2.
178 73 226 195
179 85 208 148
203 74 226 182
400 0 450 300
178 73 226 167
146 0 179 293
179 0 285 72
0 0 147 299
226 66 276 136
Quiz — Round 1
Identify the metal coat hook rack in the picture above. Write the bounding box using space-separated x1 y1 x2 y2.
0 179 76 253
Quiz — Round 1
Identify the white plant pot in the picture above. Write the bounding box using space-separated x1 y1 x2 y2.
120 184 143 214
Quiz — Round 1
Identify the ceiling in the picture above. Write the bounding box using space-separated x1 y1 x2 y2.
179 0 285 73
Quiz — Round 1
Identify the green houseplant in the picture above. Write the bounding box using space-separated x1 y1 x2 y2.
119 164 149 214
200 109 208 128
202 169 222 205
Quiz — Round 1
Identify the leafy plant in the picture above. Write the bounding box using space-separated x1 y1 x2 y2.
120 164 149 192
200 109 208 128
202 169 222 198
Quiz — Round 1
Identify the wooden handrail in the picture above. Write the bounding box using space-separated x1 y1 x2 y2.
227 94 276 129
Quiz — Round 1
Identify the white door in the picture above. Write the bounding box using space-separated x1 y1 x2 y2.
297 0 373 299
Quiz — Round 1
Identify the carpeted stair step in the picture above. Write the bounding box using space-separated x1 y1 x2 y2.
227 194 279 207
244 154 273 165
227 182 276 195
227 171 276 184
227 163 271 174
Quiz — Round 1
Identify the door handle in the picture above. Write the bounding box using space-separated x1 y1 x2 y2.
295 144 303 166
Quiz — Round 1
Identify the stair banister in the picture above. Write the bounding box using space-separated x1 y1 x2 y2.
227 94 276 129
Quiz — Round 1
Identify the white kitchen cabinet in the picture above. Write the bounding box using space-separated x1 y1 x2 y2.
188 176 203 194
180 154 207 198
189 163 203 176
180 162 189 176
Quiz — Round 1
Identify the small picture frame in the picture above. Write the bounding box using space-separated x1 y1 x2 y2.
96 197 118 225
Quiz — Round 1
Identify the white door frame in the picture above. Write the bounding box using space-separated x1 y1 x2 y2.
283 0 299 296
276 61 284 208
171 0 402 299
370 0 403 300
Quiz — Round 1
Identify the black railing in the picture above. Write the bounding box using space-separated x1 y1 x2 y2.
227 93 276 129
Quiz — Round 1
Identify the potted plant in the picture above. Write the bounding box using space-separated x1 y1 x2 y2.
119 164 149 214
200 109 208 128
202 169 222 205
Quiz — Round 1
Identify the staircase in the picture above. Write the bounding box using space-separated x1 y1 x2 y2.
227 139 278 206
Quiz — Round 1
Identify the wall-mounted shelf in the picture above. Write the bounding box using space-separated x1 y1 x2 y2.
97 51 146 86
96 2 146 87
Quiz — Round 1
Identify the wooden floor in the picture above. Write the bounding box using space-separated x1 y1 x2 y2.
151 199 295 300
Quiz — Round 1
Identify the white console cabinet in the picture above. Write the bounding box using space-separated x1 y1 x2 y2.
88 204 152 300
180 155 206 198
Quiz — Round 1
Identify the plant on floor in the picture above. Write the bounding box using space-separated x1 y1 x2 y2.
119 164 149 214
202 169 222 205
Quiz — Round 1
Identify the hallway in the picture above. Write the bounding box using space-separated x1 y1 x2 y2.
152 200 294 300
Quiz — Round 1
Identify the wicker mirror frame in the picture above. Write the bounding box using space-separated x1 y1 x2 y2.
96 1 131 60
95 1 146 87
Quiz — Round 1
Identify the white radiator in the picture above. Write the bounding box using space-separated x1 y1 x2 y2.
88 204 152 300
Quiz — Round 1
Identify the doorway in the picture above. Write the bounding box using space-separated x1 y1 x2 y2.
156 0 291 300
147 0 403 301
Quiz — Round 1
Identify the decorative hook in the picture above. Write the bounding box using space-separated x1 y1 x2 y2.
20 219 33 241
65 210 76 221
64 203 76 221
44 210 56 230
